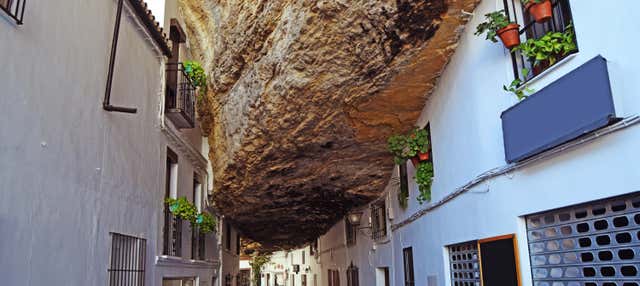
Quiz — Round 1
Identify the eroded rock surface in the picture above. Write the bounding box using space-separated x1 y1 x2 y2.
180 0 479 248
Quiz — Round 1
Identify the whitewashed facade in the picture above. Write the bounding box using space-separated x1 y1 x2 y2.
0 1 238 285
312 1 640 286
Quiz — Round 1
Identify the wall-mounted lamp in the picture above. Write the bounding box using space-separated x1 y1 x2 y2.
348 211 372 237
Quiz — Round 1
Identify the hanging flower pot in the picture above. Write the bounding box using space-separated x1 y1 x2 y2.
497 23 521 49
410 152 430 167
525 0 553 23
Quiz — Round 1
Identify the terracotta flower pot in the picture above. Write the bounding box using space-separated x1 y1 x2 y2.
497 23 521 49
525 0 553 23
418 152 430 161
411 152 430 167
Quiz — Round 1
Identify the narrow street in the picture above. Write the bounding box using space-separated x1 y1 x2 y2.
1 1 640 286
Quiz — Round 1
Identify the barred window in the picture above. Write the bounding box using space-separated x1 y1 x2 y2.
504 0 577 81
108 233 146 286
345 218 357 246
448 242 480 286
371 201 387 240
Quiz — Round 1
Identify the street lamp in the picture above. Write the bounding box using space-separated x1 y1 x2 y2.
347 211 363 226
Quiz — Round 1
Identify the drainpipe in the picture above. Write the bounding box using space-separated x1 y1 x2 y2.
103 0 137 114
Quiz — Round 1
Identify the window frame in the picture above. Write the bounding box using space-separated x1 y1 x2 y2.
504 0 578 83
346 263 359 286
371 201 387 240
344 218 357 247
403 247 415 286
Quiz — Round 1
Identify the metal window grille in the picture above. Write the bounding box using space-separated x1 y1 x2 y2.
526 192 640 286
371 201 387 240
0 0 25 25
448 242 481 286
403 247 415 286
346 263 359 286
108 233 146 286
345 219 357 246
225 274 232 286
163 211 182 256
239 270 250 286
503 0 577 81
191 227 206 260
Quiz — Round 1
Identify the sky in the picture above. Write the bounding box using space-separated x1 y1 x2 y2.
145 0 166 27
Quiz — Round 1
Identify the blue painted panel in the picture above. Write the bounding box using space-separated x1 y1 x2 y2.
501 56 616 163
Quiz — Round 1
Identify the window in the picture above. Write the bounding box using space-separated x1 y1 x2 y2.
165 19 196 128
371 201 387 240
403 247 415 286
376 268 390 286
225 222 232 251
448 242 480 286
291 274 296 286
0 0 25 25
163 278 195 286
225 274 232 286
301 274 307 286
504 0 577 81
191 176 205 260
236 233 241 255
310 240 318 256
302 251 305 264
163 149 181 256
345 218 357 246
239 270 250 286
346 263 359 286
328 270 340 286
526 192 640 286
108 233 146 286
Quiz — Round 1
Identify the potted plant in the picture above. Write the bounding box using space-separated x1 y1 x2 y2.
196 212 217 234
512 25 577 74
475 10 521 49
387 128 431 167
166 197 198 224
415 161 434 204
523 0 553 23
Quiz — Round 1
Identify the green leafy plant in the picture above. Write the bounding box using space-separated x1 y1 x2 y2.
522 0 545 5
196 212 217 234
503 68 535 100
166 197 198 224
474 10 511 42
512 25 577 67
387 128 430 165
415 162 434 204
250 253 272 285
183 61 208 93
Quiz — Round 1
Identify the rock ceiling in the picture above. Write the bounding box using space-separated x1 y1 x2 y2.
180 0 480 248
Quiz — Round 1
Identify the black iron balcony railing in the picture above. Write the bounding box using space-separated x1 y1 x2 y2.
165 63 196 129
1 0 26 25
162 209 183 257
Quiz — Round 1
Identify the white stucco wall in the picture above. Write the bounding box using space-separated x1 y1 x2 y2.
0 1 221 285
263 247 321 286
316 1 640 286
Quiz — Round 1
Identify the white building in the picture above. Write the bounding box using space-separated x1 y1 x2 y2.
311 1 640 286
261 247 321 286
0 0 239 285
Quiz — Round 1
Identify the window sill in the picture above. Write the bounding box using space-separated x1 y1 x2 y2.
518 52 579 91
156 255 219 268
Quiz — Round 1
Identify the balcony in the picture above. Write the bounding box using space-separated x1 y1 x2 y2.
166 63 196 129
0 0 25 25
162 209 183 257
